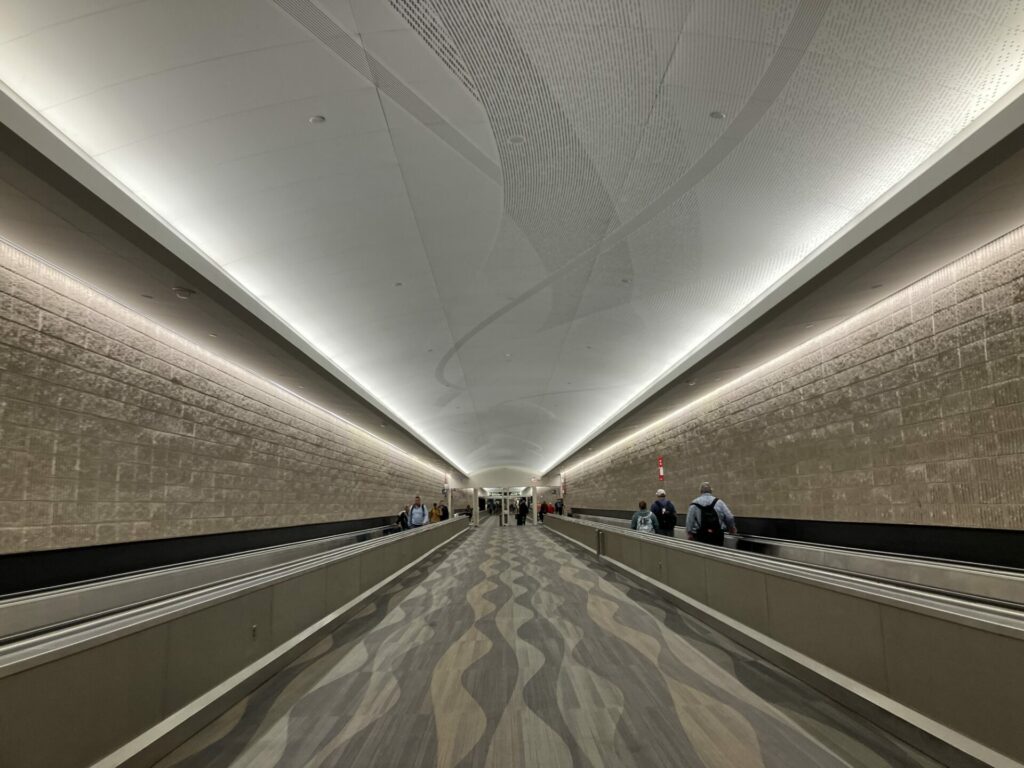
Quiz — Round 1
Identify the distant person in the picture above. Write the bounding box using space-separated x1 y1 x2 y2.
440 503 450 521
517 497 528 525
554 499 564 515
650 489 678 537
685 482 736 545
398 506 410 531
408 496 428 528
430 503 442 524
539 501 547 521
631 500 657 534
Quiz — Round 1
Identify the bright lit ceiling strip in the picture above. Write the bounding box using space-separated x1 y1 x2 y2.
545 77 1024 477
0 80 470 477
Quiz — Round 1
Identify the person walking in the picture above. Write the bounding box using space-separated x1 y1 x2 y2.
685 482 737 545
430 502 442 524
631 500 658 534
397 506 410 531
650 489 678 537
408 496 429 528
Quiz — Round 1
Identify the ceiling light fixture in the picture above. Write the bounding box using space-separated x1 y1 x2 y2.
871 283 883 289
141 294 154 299
621 278 631 284
394 282 403 287
173 287 195 300
710 110 726 119
208 332 218 338
508 135 526 145
308 115 326 124
687 380 697 386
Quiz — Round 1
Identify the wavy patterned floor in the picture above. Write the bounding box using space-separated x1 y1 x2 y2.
156 519 942 768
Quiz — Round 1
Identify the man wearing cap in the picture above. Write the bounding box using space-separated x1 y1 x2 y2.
650 489 678 537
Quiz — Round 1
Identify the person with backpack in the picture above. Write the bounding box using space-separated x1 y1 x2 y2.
631 500 658 534
397 506 410 531
685 482 737 545
650 489 678 537
408 496 429 528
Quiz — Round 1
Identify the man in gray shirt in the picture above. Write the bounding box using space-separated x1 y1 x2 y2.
685 482 737 545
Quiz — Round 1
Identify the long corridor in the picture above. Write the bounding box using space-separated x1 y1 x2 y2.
157 520 941 768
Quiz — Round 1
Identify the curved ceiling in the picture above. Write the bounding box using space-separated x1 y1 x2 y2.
1 0 1024 473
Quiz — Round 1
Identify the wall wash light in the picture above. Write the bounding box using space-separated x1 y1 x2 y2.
556 225 1018 479
0 238 453 480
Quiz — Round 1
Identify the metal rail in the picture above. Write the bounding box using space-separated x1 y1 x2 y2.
0 523 398 644
571 513 1024 608
562 516 1024 638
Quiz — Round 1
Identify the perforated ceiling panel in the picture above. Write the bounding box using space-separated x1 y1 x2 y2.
1 0 1023 473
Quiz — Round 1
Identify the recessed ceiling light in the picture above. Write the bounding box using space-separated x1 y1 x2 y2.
508 135 526 145
687 380 697 386
208 332 218 338
586 345 592 349
141 294 154 299
309 115 326 124
871 283 883 289
394 282 403 287
805 323 815 329
710 110 726 120
505 353 512 358
427 348 433 353
380 423 387 428
173 287 195 300
621 278 631 284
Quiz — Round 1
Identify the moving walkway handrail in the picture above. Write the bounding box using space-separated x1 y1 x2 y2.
0 524 398 644
571 513 1024 609
553 516 1024 640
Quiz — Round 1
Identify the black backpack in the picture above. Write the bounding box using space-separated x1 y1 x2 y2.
693 498 724 545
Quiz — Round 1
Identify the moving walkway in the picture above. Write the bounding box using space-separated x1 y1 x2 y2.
547 514 1024 767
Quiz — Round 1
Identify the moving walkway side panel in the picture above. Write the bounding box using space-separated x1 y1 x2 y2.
163 589 276 715
663 545 708 604
880 605 1024 762
0 518 470 768
271 568 328 647
547 517 1024 766
764 574 889 693
547 515 599 551
0 623 169 768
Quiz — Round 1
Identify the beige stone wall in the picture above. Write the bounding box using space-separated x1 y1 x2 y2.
451 487 476 513
0 243 448 554
564 227 1024 530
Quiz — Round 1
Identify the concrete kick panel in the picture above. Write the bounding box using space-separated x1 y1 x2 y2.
271 568 328 646
0 624 168 768
664 547 708 604
765 574 889 694
881 606 1024 763
704 559 770 633
163 589 274 715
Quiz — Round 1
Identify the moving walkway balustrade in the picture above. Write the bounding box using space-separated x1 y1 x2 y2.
0 517 471 768
546 515 1024 767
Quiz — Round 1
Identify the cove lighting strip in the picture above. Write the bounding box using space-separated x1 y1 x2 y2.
557 225 1017 479
0 236 453 480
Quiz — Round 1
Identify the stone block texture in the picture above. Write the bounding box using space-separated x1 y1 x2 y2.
0 243 450 554
563 227 1024 530
451 488 475 513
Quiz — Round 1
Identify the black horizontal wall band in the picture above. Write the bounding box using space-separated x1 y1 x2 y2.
0 516 395 596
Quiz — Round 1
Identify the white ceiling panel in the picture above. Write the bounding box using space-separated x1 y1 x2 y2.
2 0 1024 474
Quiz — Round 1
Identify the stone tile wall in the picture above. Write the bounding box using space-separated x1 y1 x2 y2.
563 227 1024 530
0 242 449 554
